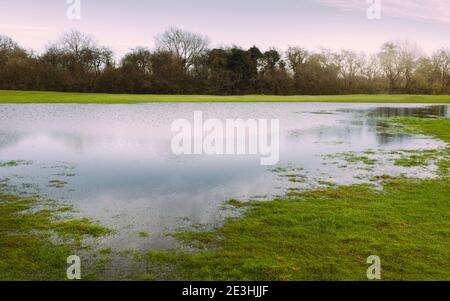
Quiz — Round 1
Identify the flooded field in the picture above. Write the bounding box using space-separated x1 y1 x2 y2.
0 103 448 250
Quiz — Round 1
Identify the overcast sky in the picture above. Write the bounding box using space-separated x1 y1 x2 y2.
1 0 449 58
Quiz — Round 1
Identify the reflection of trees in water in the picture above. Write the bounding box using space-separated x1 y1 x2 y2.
375 131 411 145
49 132 91 152
0 130 91 152
0 130 92 153
304 106 448 147
290 124 364 143
366 106 448 145
369 106 448 118
293 119 416 147
370 106 449 145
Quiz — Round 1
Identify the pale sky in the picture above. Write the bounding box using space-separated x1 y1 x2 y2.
1 0 449 58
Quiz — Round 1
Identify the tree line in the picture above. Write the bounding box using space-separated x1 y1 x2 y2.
1 27 449 95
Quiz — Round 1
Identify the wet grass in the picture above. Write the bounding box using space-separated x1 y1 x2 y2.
324 152 378 166
390 117 450 142
139 231 150 238
286 175 307 183
1 90 450 103
270 166 308 184
0 160 32 167
345 155 377 166
47 180 69 188
390 117 450 175
0 185 110 280
394 150 438 168
225 199 251 209
270 167 288 173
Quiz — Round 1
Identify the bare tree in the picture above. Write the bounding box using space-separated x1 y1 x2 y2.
397 41 423 91
45 30 96 61
57 30 96 57
378 41 423 92
155 27 209 70
0 35 19 52
44 31 113 74
378 42 401 91
0 35 27 66
359 54 381 82
431 49 450 92
334 49 361 90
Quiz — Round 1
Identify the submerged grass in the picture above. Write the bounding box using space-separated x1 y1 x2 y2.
324 152 378 166
0 160 32 167
394 150 438 167
389 117 450 143
0 90 450 104
0 186 110 280
47 180 68 188
390 117 450 175
224 199 252 209
140 117 450 280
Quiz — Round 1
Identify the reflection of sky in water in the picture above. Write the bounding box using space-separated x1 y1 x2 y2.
0 103 448 250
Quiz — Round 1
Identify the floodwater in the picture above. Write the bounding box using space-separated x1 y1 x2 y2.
0 103 448 250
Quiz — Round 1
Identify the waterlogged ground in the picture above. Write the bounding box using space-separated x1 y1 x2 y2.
0 103 449 254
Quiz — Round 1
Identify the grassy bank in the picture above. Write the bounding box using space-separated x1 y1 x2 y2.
1 90 450 104
0 182 110 280
141 117 450 281
389 117 450 142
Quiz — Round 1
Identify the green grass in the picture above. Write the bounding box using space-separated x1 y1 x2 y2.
0 187 110 280
0 90 449 103
393 150 437 168
342 154 377 166
394 155 430 167
225 199 250 208
139 231 150 238
140 117 450 281
324 152 378 166
0 160 32 167
390 118 450 143
390 118 450 175
47 179 68 188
